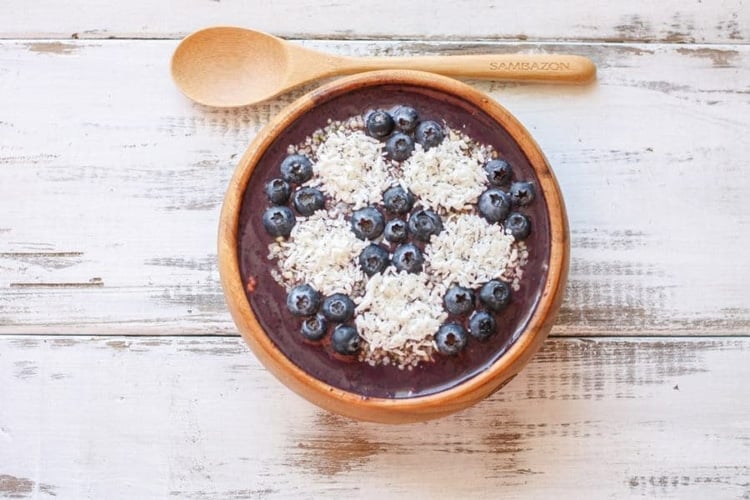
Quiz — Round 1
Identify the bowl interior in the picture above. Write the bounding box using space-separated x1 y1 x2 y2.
233 81 552 399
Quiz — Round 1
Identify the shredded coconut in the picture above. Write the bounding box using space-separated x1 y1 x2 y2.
502 241 530 291
307 129 392 209
425 213 518 289
268 211 368 296
355 268 448 368
401 128 493 213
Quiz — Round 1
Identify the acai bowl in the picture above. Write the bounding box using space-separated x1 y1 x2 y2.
218 70 568 423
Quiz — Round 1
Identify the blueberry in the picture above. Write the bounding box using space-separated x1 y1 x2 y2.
331 325 362 356
407 209 443 242
301 314 327 341
479 280 512 312
385 133 415 162
415 120 444 150
478 188 511 223
384 219 408 243
392 243 424 274
468 311 497 341
504 212 531 239
286 284 321 317
262 206 296 238
292 186 325 216
321 293 356 322
265 178 291 205
484 159 513 187
443 285 475 316
510 181 535 206
350 206 385 240
382 185 415 214
280 154 313 184
390 105 419 132
359 244 390 276
434 323 468 356
365 109 394 138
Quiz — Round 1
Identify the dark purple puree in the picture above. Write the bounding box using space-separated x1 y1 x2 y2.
238 84 550 399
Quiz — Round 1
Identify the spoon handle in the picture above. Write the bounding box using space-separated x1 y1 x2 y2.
339 54 596 84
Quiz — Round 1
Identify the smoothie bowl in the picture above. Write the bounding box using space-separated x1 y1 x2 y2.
218 70 568 423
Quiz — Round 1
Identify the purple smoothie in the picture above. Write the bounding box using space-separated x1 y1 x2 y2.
237 84 550 398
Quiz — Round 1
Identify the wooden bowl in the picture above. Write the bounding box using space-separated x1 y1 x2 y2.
218 70 569 423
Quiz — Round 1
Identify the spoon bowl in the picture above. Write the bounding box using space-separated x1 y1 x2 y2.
171 27 292 107
172 26 597 108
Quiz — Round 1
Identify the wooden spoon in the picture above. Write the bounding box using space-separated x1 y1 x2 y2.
171 26 597 108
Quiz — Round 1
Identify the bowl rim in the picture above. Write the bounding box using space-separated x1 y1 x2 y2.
218 70 569 421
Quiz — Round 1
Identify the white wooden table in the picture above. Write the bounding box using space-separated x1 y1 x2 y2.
1 2 749 498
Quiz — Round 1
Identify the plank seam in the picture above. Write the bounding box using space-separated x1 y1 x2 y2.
0 35 747 45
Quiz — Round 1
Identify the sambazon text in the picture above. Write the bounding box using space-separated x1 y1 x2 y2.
489 61 571 71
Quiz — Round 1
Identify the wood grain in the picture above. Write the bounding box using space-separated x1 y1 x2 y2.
2 1 748 495
0 336 747 498
1 40 749 336
0 0 747 43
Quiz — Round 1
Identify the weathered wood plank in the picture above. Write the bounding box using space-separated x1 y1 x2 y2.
0 336 748 498
1 40 749 335
0 1 747 43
